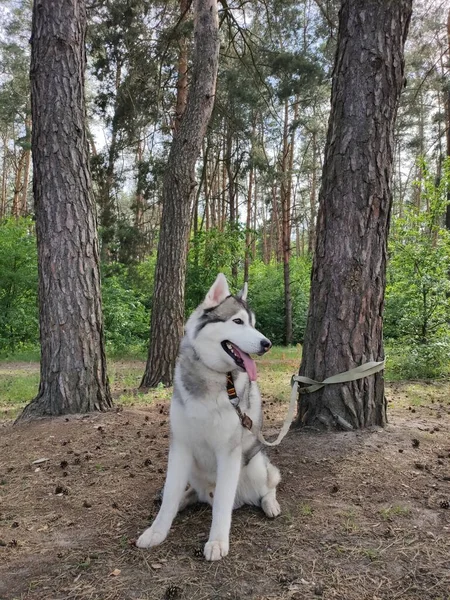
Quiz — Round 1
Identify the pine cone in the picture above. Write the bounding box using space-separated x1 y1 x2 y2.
164 585 182 599
439 500 449 509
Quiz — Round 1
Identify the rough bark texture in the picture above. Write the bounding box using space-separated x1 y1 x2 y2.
140 0 219 388
17 0 112 421
294 0 412 430
174 0 190 132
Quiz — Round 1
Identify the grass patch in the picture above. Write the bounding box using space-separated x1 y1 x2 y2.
299 503 313 517
0 347 40 363
0 371 39 418
379 505 410 520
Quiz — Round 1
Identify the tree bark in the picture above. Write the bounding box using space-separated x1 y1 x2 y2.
445 10 450 229
0 131 8 219
17 0 112 421
294 0 412 430
140 0 219 388
20 115 32 215
174 0 191 132
12 150 25 217
308 129 318 254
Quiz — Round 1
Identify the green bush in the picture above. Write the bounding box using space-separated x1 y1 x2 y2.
186 225 243 313
384 160 450 378
248 258 311 345
387 338 450 380
101 264 149 354
0 217 38 353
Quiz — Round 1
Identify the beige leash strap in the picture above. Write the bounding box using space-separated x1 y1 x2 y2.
254 360 386 447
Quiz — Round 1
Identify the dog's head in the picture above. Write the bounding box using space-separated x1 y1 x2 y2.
185 274 272 380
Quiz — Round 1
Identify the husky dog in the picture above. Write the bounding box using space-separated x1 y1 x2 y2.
136 273 281 561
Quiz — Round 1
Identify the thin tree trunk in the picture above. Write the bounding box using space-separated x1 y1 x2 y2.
20 115 32 215
252 170 257 258
12 151 25 217
294 0 412 430
308 130 317 254
140 0 219 388
1 132 9 218
17 0 112 421
174 0 190 132
445 10 450 229
244 165 254 283
99 62 121 261
281 99 298 345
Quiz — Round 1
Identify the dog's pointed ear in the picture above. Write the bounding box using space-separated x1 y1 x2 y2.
203 273 230 308
237 282 248 302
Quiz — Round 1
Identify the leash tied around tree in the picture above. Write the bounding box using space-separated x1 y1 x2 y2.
228 360 386 448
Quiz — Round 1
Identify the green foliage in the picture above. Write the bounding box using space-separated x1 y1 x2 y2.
248 258 311 346
0 218 38 353
387 338 450 380
101 264 149 354
385 160 450 378
186 226 244 312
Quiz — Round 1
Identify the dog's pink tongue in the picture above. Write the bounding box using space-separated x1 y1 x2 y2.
233 345 257 381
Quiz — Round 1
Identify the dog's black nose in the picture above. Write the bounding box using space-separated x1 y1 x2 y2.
260 339 272 352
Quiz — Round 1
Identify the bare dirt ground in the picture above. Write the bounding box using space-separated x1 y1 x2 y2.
1 371 450 600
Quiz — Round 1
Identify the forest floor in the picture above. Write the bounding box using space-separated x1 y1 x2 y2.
0 352 450 600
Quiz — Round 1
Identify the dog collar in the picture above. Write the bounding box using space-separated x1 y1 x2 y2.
226 372 253 431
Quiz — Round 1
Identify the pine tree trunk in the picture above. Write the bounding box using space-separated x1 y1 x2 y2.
99 61 121 262
294 0 412 430
280 100 298 345
243 164 254 283
1 131 9 219
20 115 32 215
174 0 190 132
308 130 317 254
140 0 219 388
17 0 112 421
445 10 450 229
12 151 25 217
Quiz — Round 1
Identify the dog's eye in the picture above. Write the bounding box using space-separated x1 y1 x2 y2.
233 318 244 325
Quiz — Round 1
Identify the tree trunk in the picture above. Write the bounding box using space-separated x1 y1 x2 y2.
17 0 112 421
20 115 32 215
280 99 298 345
174 0 190 132
243 163 254 283
140 0 219 388
445 10 450 229
294 0 412 430
308 130 318 254
99 61 121 262
1 131 9 218
12 150 25 217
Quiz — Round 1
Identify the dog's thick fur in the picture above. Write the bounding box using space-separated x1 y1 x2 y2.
136 274 281 561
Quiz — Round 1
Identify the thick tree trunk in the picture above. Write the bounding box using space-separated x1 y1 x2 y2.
17 0 112 421
140 0 219 388
294 0 412 430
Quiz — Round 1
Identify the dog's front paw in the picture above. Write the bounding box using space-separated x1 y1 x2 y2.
136 526 167 549
204 539 229 561
261 495 281 518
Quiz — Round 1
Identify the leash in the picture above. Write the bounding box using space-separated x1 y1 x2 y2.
226 359 386 447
